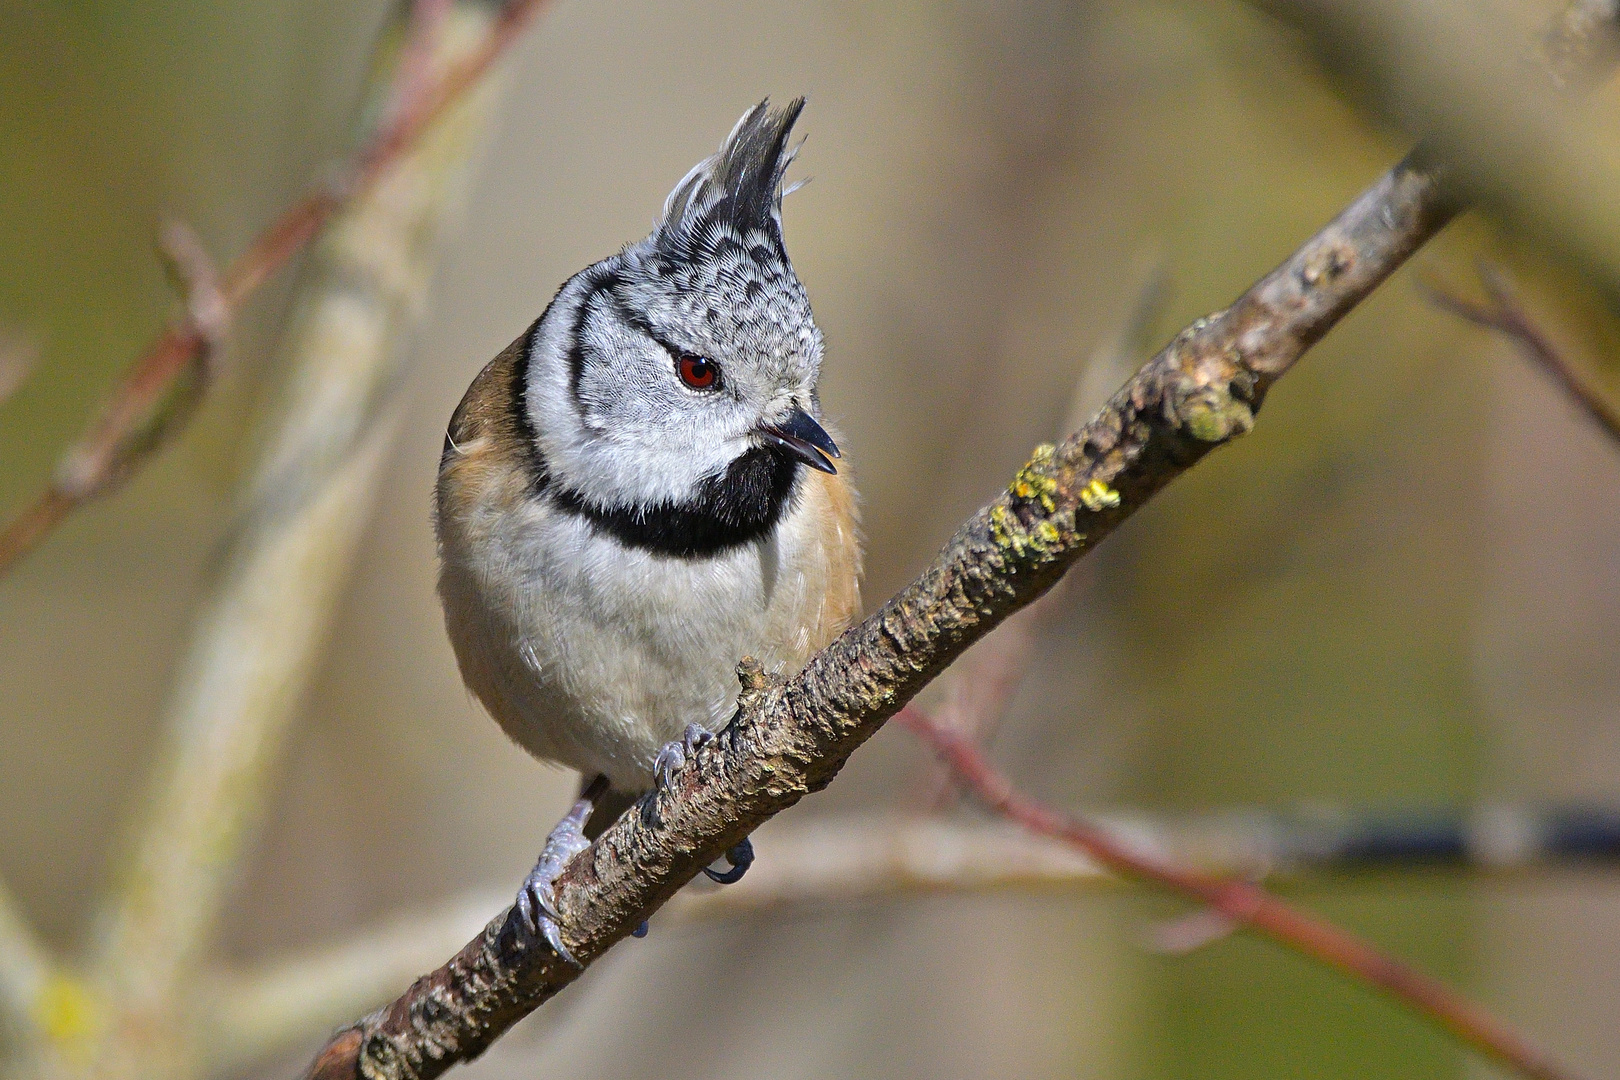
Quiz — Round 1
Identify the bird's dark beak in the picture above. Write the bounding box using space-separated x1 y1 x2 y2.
759 407 840 474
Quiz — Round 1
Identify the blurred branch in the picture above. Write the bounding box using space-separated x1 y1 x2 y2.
0 877 51 1045
216 797 1620 1074
51 4 520 1079
1421 262 1620 446
0 0 554 578
302 4 1617 1079
898 708 1575 1080
0 332 38 410
1252 0 1620 297
1541 0 1620 91
155 220 229 371
206 819 1099 1075
203 893 506 1078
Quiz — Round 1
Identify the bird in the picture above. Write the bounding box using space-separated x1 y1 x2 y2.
433 99 861 962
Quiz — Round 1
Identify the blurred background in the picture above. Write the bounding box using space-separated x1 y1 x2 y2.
3 0 1619 1077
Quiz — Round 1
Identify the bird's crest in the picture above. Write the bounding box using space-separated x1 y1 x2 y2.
657 98 805 254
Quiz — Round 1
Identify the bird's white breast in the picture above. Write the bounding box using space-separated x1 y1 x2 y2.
438 476 844 792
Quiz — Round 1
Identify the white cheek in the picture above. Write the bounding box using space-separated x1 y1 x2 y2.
527 306 754 508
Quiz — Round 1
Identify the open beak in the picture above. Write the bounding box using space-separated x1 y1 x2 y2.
758 407 840 474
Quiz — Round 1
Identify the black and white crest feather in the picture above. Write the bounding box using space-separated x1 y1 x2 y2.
657 98 805 255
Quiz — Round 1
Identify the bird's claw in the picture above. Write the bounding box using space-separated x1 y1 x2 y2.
515 876 576 965
653 723 714 790
513 792 596 966
702 836 755 885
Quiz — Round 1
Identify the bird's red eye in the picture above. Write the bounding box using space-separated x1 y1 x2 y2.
678 354 718 390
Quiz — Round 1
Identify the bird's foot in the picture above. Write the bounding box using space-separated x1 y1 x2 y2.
513 790 598 966
649 726 753 884
703 836 755 885
653 722 714 790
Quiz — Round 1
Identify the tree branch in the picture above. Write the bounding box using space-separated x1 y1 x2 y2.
68 5 518 1078
306 146 1463 1080
302 4 1618 1077
1421 262 1620 447
0 0 555 578
897 707 1578 1080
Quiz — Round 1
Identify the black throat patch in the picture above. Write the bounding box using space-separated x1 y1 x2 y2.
550 447 803 559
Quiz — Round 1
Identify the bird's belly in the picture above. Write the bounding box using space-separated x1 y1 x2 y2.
440 507 822 792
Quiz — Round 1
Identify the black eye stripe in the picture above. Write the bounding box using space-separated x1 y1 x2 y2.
566 270 619 414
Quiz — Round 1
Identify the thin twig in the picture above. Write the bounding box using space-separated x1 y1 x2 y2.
895 706 1577 1080
0 0 554 577
1420 262 1620 446
73 5 520 1079
156 219 229 370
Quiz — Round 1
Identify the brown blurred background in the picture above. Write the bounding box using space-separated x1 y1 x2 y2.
3 0 1619 1077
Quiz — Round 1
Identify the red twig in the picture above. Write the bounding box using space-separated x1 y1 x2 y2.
1422 262 1620 446
896 705 1581 1080
157 218 229 368
0 0 553 575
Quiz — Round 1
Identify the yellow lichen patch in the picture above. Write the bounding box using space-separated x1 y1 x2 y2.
990 503 1073 560
1007 443 1059 513
989 503 1018 551
34 972 100 1058
1079 478 1120 511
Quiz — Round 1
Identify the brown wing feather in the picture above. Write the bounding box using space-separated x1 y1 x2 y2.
807 455 863 649
434 332 534 543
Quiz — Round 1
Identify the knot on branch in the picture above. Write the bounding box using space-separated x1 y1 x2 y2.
728 656 795 743
726 655 784 749
734 655 774 703
1161 337 1257 446
1299 243 1353 290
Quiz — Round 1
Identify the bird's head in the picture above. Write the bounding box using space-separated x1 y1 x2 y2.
523 98 835 552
